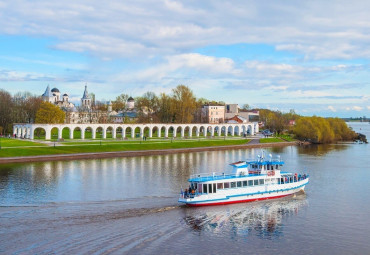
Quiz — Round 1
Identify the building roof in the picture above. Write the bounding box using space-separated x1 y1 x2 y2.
81 85 90 99
51 88 60 93
112 112 137 118
127 96 134 102
226 115 247 123
42 85 53 97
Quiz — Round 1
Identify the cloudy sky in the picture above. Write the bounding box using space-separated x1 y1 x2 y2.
0 0 369 117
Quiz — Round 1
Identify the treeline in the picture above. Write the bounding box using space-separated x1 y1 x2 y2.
0 90 42 134
259 109 299 134
259 109 356 143
112 85 208 124
293 116 357 143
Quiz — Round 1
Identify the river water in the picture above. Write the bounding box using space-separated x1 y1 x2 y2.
0 123 369 254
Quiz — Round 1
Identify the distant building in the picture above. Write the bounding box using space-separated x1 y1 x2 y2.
42 85 75 109
81 85 92 109
225 103 259 123
225 115 248 124
201 104 225 123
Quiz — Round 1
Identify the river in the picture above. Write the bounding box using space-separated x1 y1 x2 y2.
0 122 369 254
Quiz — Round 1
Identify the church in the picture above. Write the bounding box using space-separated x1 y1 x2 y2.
41 85 137 124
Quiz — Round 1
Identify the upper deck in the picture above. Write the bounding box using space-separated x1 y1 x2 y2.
188 172 265 182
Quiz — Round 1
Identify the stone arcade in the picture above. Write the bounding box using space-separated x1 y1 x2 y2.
13 123 259 140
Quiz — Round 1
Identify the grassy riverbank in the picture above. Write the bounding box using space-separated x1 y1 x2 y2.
259 137 284 143
0 138 251 157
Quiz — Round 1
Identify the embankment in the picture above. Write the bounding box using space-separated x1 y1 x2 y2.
0 141 298 164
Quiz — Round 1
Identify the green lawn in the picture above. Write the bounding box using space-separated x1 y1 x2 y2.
0 138 46 147
277 134 295 142
0 139 250 157
259 137 284 143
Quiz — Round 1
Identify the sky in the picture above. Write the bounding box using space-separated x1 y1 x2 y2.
0 0 369 117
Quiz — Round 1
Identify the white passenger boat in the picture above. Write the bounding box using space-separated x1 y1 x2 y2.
178 153 309 207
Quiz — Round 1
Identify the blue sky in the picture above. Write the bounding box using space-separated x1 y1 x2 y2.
0 0 369 117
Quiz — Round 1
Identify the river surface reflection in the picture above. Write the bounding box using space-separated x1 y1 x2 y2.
0 123 369 254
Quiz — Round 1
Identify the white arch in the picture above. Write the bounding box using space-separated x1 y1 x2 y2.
11 123 259 140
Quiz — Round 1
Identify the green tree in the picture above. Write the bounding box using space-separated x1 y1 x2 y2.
157 93 173 123
293 116 355 143
0 89 13 133
171 85 196 123
35 102 65 124
112 93 129 111
136 92 158 123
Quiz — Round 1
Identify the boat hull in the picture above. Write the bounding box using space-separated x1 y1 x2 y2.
179 179 308 207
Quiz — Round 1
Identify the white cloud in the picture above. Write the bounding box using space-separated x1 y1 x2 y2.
0 69 57 82
352 106 363 111
2 0 370 59
328 106 336 112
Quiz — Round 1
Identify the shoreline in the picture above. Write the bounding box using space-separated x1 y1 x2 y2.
0 141 299 164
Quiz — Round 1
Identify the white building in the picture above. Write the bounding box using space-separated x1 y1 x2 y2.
225 103 259 123
42 85 75 109
201 104 225 123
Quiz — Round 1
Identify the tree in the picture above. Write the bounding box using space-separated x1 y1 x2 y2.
171 85 196 123
112 93 129 111
293 116 355 143
35 102 65 124
136 92 158 123
157 93 173 123
0 89 13 133
241 104 250 111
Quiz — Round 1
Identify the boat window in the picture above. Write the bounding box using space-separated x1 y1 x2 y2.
237 181 242 187
208 183 213 193
276 165 279 169
254 180 259 186
213 183 216 193
203 184 208 193
217 183 223 189
231 182 236 188
198 184 203 193
259 179 264 185
248 180 253 186
267 165 270 170
194 183 198 189
271 165 274 170
224 182 230 188
243 181 248 187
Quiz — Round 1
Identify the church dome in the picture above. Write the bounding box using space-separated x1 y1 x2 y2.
128 97 134 102
51 88 60 92
63 93 68 96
